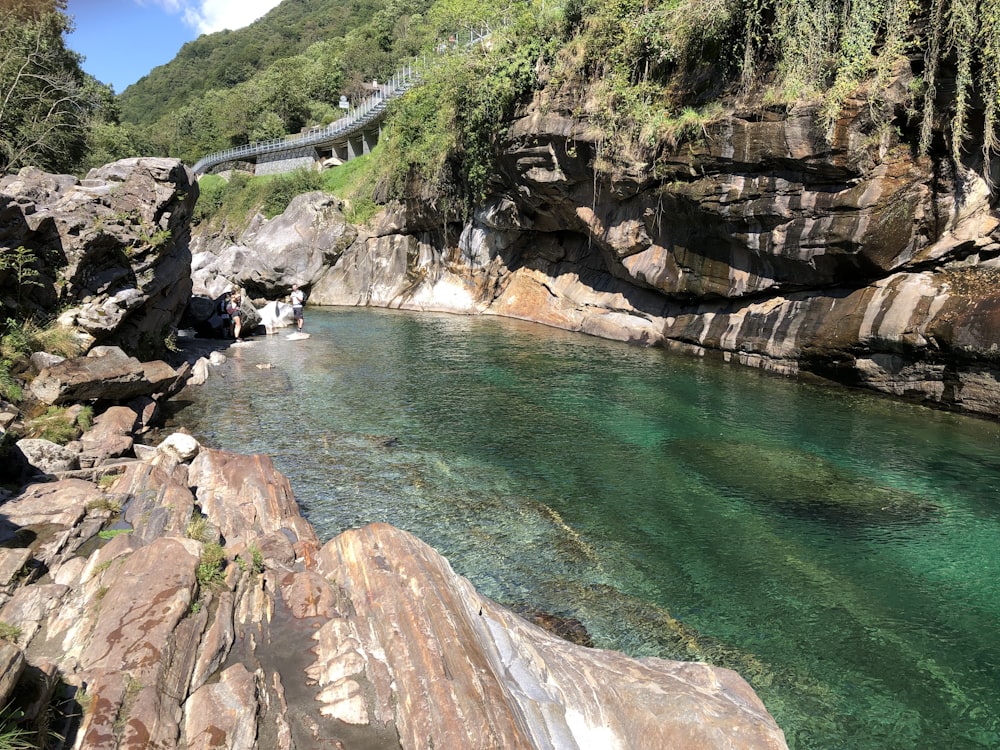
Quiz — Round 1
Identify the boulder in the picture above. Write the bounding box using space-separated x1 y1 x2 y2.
128 395 159 433
188 357 210 386
77 404 138 466
183 664 258 750
257 300 294 333
157 432 200 462
29 346 178 405
190 192 356 299
0 478 102 568
29 351 64 374
14 438 78 473
0 158 196 357
187 448 319 554
0 400 17 430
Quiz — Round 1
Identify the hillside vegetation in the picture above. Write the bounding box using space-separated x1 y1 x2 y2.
189 0 1000 229
117 0 390 126
6 0 1000 202
354 0 1000 217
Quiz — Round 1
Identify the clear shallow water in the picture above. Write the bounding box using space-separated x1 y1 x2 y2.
170 308 1000 749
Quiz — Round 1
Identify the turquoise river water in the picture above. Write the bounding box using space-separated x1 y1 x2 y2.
170 307 1000 749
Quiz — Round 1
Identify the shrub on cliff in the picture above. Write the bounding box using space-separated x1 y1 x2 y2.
370 0 1000 208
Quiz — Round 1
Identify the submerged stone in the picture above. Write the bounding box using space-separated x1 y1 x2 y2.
669 438 938 525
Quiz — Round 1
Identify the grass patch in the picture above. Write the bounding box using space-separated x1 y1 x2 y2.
321 149 383 225
194 150 386 232
23 406 82 445
0 623 22 644
196 542 227 588
185 514 212 544
238 543 265 576
92 560 113 575
0 702 32 750
0 363 20 404
86 496 122 515
0 317 81 405
97 529 131 540
1 318 79 361
96 473 121 490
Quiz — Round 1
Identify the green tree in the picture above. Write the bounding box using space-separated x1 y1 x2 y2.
80 75 148 171
0 0 101 174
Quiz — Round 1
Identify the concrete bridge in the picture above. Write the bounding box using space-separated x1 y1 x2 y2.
191 28 490 176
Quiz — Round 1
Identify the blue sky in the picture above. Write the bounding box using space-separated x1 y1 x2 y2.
65 0 284 93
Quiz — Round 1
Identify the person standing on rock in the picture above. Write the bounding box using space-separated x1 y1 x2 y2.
229 290 245 342
290 284 305 331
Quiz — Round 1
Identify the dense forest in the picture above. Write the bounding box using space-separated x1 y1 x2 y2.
5 0 1000 198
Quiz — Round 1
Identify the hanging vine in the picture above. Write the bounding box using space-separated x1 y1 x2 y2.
978 0 1000 181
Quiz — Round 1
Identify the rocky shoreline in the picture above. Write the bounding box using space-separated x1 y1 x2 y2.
0 338 788 748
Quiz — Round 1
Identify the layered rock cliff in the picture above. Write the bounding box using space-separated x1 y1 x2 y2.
192 62 1000 417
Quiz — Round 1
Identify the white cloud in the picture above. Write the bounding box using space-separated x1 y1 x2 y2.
183 0 284 34
141 0 284 35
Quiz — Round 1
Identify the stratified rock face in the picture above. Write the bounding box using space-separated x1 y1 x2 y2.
261 71 1000 417
0 158 197 356
0 443 787 749
315 522 787 750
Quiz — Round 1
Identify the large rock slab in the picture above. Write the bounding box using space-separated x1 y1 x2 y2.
0 478 102 566
183 664 258 750
73 536 201 749
314 523 788 750
29 346 178 405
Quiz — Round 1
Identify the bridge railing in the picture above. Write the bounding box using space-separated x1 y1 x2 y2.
192 26 492 175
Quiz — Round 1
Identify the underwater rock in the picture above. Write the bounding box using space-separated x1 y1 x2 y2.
668 438 938 525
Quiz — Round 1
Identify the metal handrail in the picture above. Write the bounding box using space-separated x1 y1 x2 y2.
192 27 491 174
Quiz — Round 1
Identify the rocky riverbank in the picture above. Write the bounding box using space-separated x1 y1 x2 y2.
0 362 788 748
0 159 787 748
190 64 1000 419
